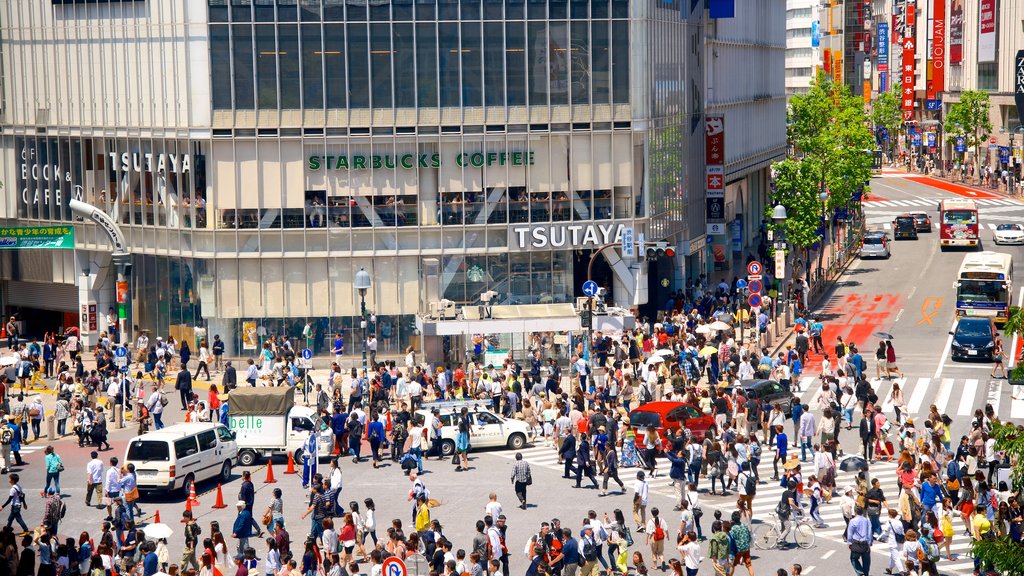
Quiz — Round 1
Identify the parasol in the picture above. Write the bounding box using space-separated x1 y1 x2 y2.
645 357 665 367
838 455 868 472
0 356 17 367
709 321 732 331
652 349 675 358
698 345 719 357
142 523 174 540
694 325 712 336
873 332 894 340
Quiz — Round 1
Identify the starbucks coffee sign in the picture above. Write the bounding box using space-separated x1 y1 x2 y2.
308 150 535 171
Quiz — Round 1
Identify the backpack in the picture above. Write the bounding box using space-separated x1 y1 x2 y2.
775 498 791 518
651 519 665 541
0 427 12 446
743 473 757 496
368 424 381 442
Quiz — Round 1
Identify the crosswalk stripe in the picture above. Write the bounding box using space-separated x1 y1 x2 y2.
934 378 955 414
907 377 931 413
879 378 903 413
988 223 997 230
957 379 979 416
883 223 892 230
890 200 910 206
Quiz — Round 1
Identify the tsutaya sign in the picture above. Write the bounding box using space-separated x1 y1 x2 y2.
511 223 627 250
308 150 535 171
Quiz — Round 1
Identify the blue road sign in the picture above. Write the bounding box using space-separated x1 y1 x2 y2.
582 280 599 297
736 279 748 290
747 293 762 308
955 137 966 153
121 365 130 374
302 348 313 360
926 132 937 147
912 134 922 146
115 346 128 358
748 280 763 294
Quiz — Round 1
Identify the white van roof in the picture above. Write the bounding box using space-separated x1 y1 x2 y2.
130 422 223 442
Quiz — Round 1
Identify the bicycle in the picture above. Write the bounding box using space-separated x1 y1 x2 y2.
752 512 816 550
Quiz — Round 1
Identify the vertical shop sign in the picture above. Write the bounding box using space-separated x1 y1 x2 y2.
978 0 996 63
877 23 889 72
901 3 916 121
949 0 963 63
929 0 945 99
705 115 726 234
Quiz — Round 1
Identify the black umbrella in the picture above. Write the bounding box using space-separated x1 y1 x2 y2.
839 455 868 472
873 331 894 340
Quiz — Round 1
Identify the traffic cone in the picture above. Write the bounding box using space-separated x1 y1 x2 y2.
183 498 193 518
154 510 161 523
331 439 341 456
187 480 200 507
184 411 192 423
284 452 297 474
211 484 227 509
264 460 277 484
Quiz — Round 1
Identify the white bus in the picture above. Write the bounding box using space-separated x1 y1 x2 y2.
955 251 1013 324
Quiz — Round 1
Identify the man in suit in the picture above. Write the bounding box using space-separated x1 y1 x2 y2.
176 367 193 410
222 360 237 391
238 470 255 513
858 405 876 462
559 431 577 480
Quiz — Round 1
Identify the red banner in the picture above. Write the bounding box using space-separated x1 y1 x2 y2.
901 6 916 121
823 48 832 73
949 0 963 63
704 116 725 166
930 0 945 97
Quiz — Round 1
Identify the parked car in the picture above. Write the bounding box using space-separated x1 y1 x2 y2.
125 423 238 495
416 401 530 457
859 232 891 259
993 223 1024 245
628 401 715 450
892 214 919 239
910 212 932 232
722 379 798 416
949 317 997 361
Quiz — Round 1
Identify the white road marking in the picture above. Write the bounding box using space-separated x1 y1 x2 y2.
883 223 892 230
988 223 997 230
957 379 979 416
987 378 1002 416
934 319 957 379
907 377 931 413
934 378 955 414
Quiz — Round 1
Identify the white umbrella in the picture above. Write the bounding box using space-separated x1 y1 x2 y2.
142 523 173 540
708 320 731 331
0 357 17 367
652 349 675 358
645 356 665 367
694 325 712 336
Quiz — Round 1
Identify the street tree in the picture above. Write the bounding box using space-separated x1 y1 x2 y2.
768 71 874 283
970 421 1024 576
943 89 993 164
871 85 902 159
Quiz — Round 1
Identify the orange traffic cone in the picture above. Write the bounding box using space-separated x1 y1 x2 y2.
184 498 193 518
187 480 200 507
264 460 277 484
184 411 192 423
154 510 161 523
284 452 297 475
211 484 227 509
331 440 341 456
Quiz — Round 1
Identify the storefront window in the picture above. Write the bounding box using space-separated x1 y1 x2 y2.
416 23 438 107
347 23 370 108
211 25 232 109
301 24 324 109
370 23 393 108
461 22 482 107
279 25 300 109
438 22 460 107
233 24 256 109
324 23 346 109
394 24 415 108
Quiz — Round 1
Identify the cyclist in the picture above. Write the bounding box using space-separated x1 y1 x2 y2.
774 480 800 548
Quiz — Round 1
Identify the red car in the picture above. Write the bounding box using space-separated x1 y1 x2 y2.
628 401 715 450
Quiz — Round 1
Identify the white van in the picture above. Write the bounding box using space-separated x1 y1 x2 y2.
125 422 238 495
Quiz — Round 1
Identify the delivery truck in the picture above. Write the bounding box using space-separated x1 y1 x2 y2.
228 386 335 466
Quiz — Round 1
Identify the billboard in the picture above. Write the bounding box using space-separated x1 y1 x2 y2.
877 23 889 72
930 0 945 98
949 0 964 63
978 0 996 63
901 5 916 121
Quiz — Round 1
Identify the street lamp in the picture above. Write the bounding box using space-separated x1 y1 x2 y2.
817 190 829 279
354 268 372 377
771 204 789 329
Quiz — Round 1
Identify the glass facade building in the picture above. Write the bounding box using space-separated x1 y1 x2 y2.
0 0 704 358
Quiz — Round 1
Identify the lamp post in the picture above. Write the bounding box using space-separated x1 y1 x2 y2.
817 189 829 280
772 204 789 330
354 268 372 378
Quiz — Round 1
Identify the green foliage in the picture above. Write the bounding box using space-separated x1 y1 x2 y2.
970 422 1024 575
871 86 902 137
943 90 993 150
770 71 874 250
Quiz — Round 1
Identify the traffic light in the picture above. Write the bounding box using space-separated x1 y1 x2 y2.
645 241 676 261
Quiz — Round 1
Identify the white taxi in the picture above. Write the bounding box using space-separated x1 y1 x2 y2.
415 400 530 456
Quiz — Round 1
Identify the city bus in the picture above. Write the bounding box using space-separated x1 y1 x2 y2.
955 251 1013 323
939 198 979 249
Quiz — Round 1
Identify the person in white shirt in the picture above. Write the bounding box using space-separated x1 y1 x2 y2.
407 378 423 410
135 334 149 367
633 471 650 530
145 385 166 429
195 343 212 381
485 493 503 519
86 452 104 507
366 336 378 367
329 459 343 494
103 457 122 521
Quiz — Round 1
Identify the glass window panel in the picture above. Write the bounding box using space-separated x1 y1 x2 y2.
323 0 343 20
370 0 391 20
438 22 460 107
505 21 526 106
415 23 438 107
256 25 278 109
571 0 587 18
347 0 366 20
209 0 229 22
527 0 546 20
394 24 416 108
506 0 524 18
278 0 297 21
482 23 504 106
394 0 413 20
324 23 345 108
592 0 609 18
300 0 320 21
591 20 610 104
460 0 480 20
549 22 568 105
438 0 457 20
279 25 300 109
370 23 393 108
570 21 589 105
232 0 252 22
611 19 629 103
232 24 255 109
416 0 437 20
347 23 370 108
461 22 482 107
612 0 628 18
527 21 547 106
255 0 275 21
301 24 324 109
483 0 502 20
211 25 232 109
549 0 566 19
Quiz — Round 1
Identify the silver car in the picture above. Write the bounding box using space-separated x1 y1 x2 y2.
859 232 890 258
993 223 1024 245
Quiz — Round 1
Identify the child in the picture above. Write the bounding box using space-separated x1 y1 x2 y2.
156 538 169 571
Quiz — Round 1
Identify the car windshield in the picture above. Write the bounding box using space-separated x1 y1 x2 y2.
956 321 991 339
864 236 884 245
127 440 170 462
996 224 1022 231
894 217 914 228
943 210 976 225
629 412 662 429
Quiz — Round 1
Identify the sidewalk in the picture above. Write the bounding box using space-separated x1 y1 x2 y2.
882 164 1023 199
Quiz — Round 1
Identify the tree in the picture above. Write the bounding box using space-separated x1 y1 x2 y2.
871 85 902 159
943 90 993 159
768 71 874 282
970 421 1024 576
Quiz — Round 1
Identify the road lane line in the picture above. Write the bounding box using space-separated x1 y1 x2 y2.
958 379 979 416
933 378 955 414
907 377 931 413
934 319 957 379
